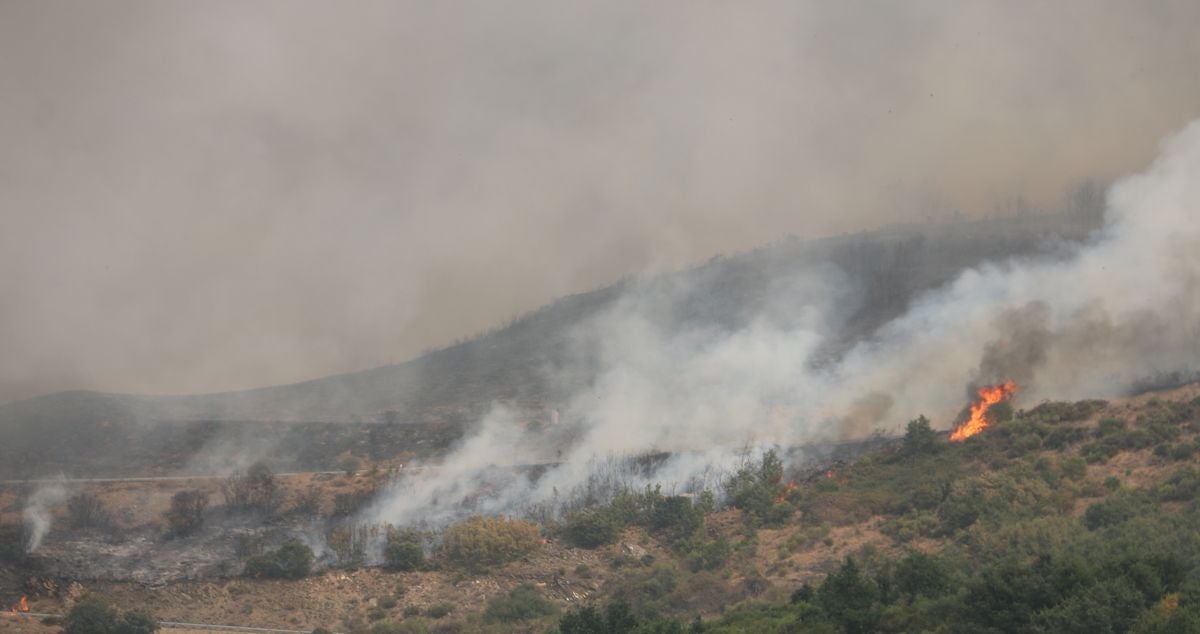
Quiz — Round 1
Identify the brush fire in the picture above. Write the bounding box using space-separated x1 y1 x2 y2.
7 596 29 614
949 380 1017 442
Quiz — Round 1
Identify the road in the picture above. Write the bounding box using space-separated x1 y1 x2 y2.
0 471 352 485
4 611 332 633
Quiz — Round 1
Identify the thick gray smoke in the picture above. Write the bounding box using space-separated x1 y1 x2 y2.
22 480 68 552
367 119 1200 528
4 1 1200 404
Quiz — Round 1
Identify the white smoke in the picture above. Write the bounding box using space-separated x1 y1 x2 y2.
367 119 1200 529
22 479 68 552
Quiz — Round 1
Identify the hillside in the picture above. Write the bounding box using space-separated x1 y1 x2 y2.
0 209 1103 478
3 383 1197 633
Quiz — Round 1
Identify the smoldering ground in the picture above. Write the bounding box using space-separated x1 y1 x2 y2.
365 119 1200 529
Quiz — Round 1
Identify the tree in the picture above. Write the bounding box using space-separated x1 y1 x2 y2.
440 515 541 571
561 508 621 549
67 492 111 530
817 557 880 634
558 600 639 634
724 449 792 525
383 528 425 571
163 489 208 537
63 596 158 634
902 415 938 455
893 551 950 601
222 461 282 512
484 584 559 623
244 539 314 579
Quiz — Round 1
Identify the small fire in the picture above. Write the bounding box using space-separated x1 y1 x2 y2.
9 596 29 613
774 480 799 504
949 380 1017 441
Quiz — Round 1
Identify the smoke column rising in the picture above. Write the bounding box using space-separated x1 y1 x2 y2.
368 118 1200 528
22 480 68 552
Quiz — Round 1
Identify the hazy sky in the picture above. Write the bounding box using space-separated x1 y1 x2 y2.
2 1 1199 403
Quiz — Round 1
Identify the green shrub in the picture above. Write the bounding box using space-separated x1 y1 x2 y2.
424 603 454 619
1082 439 1121 464
63 596 158 634
1170 443 1196 461
484 584 559 622
440 515 541 570
1157 468 1200 502
1083 492 1155 530
817 557 880 634
558 601 644 634
724 449 795 526
1044 426 1089 450
646 495 704 538
367 619 429 634
244 539 314 579
1061 456 1088 480
893 551 951 601
562 507 621 548
1096 417 1127 437
902 415 939 455
683 532 732 571
1027 400 1106 423
383 528 425 571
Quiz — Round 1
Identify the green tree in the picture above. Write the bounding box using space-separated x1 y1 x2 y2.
63 596 158 634
440 515 541 571
724 449 792 525
244 539 313 579
893 551 950 601
383 529 424 571
817 557 879 634
902 415 938 455
484 584 559 623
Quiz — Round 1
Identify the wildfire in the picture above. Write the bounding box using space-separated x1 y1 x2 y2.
949 380 1017 441
774 480 799 504
8 596 29 613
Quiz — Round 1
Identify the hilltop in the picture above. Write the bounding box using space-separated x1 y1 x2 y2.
0 208 1102 478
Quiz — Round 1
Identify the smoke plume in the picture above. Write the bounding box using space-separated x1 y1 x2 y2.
368 118 1200 528
4 1 1200 403
22 480 68 552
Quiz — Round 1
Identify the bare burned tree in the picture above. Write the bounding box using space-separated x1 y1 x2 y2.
163 489 209 537
66 492 111 530
221 461 282 513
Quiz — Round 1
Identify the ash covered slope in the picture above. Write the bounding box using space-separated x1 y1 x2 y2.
0 208 1099 476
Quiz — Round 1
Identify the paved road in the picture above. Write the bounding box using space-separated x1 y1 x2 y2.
0 471 353 485
4 611 332 633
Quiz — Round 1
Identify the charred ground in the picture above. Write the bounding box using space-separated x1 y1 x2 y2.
3 383 1199 633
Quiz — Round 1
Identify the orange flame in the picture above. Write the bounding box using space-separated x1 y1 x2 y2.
9 596 29 613
949 381 1017 441
774 480 799 504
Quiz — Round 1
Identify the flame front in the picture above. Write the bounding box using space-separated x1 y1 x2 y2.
8 596 29 613
774 480 799 504
949 380 1017 441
